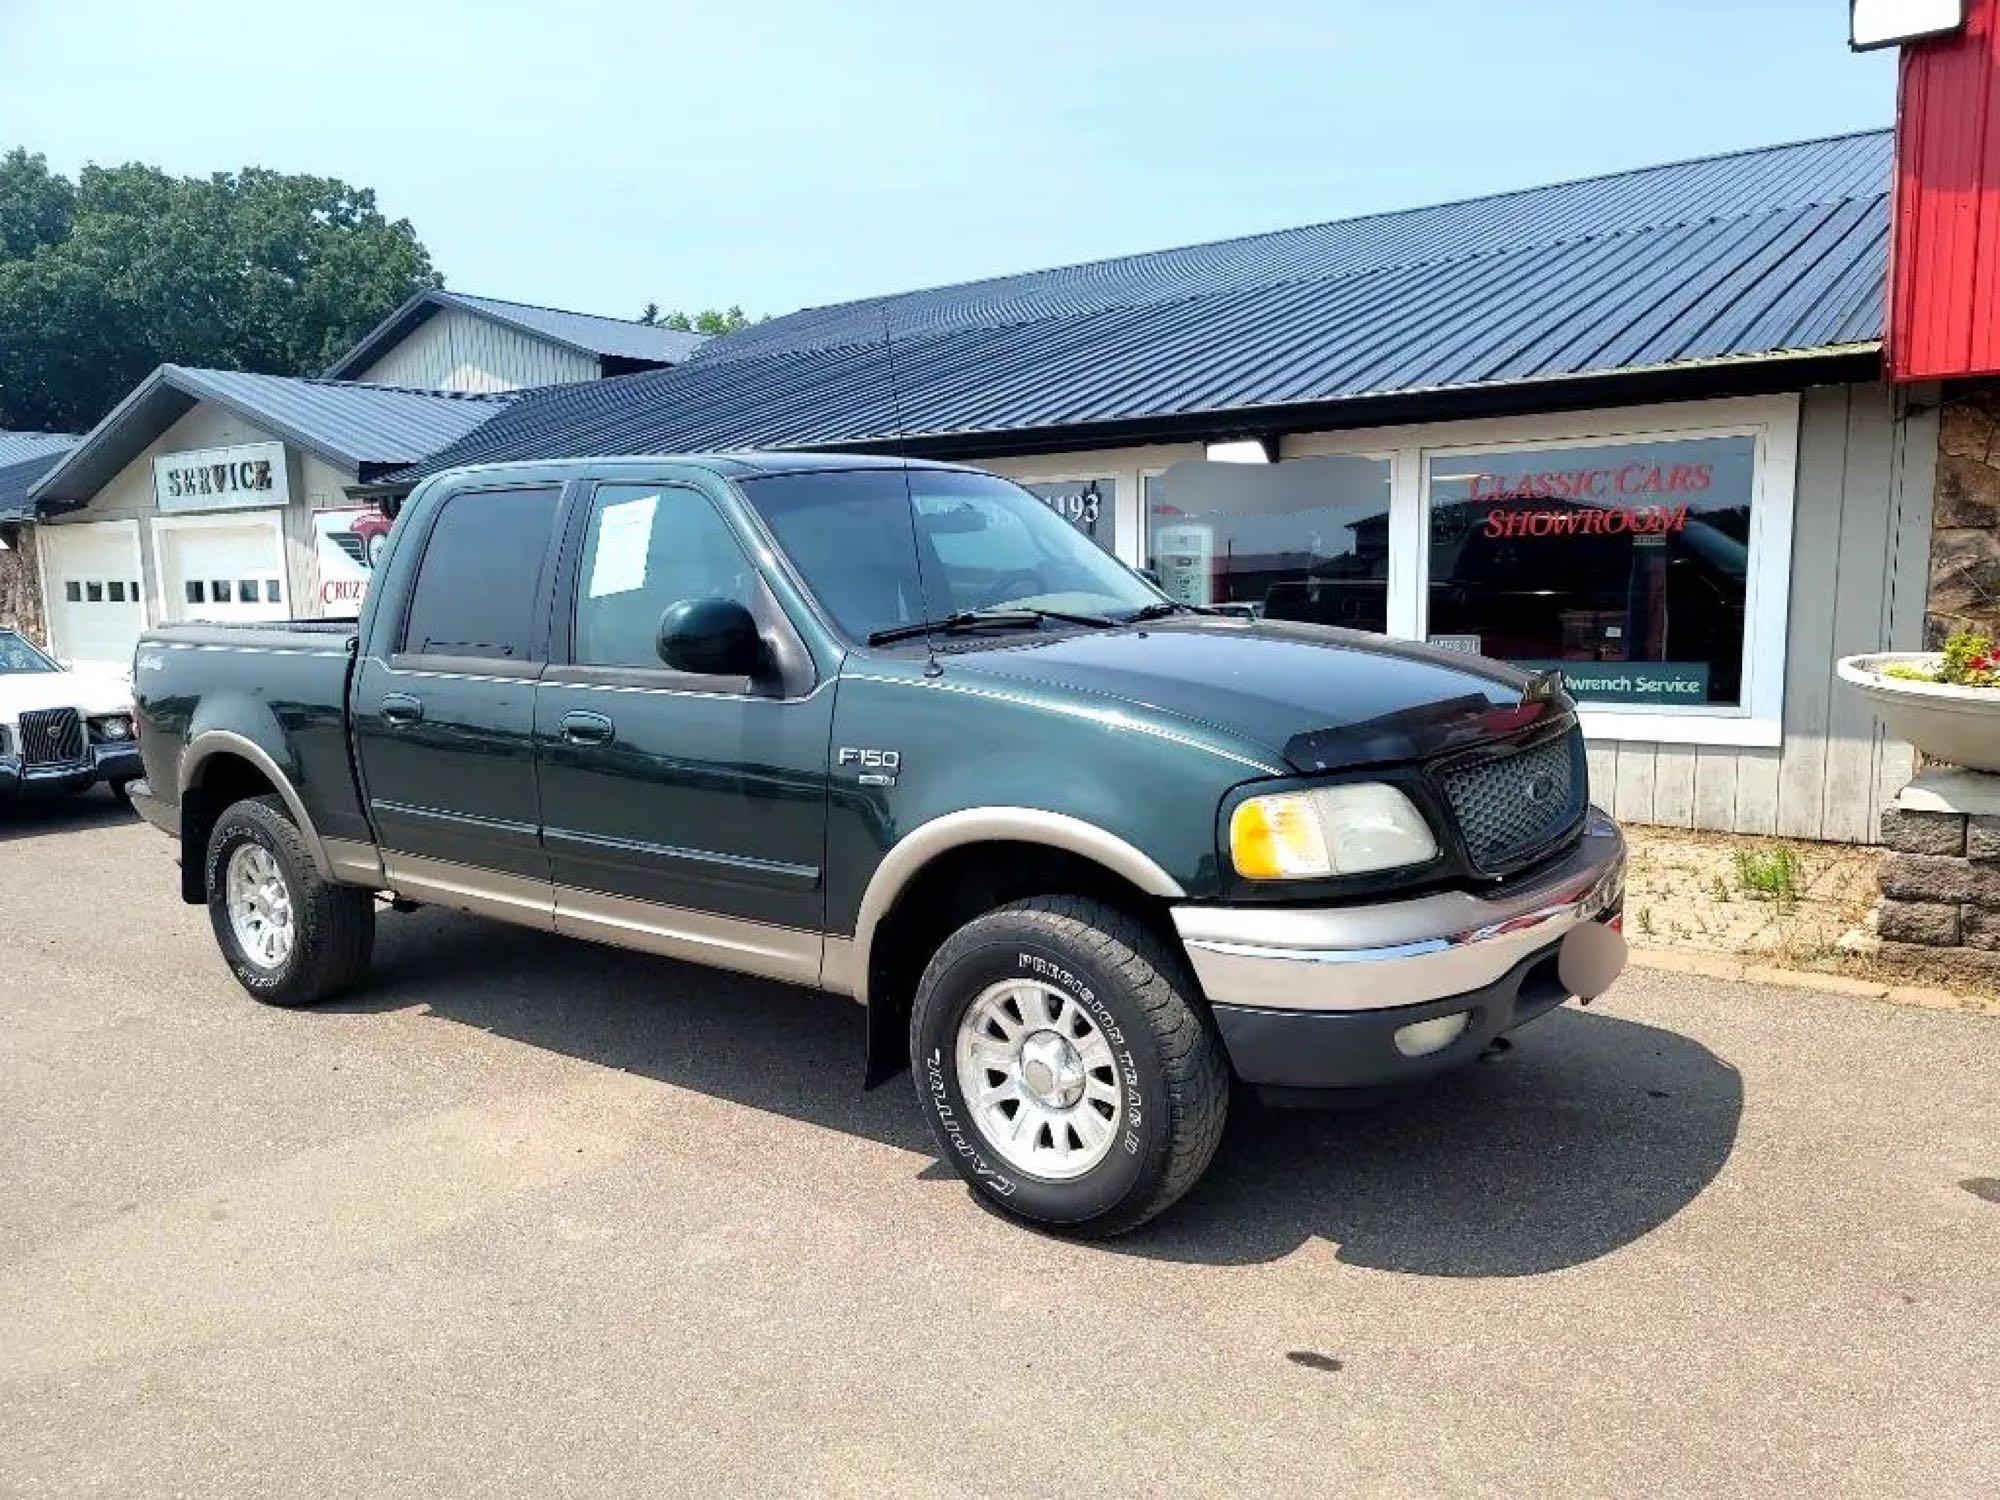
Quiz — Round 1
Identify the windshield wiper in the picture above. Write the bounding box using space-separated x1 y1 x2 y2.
866 606 1116 646
1121 600 1218 621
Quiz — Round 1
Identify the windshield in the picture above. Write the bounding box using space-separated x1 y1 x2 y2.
0 631 58 673
738 467 1162 642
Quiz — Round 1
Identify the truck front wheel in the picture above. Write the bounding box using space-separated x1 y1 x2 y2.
909 896 1229 1236
204 795 375 1006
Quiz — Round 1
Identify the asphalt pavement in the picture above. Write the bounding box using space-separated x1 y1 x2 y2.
2 796 1996 1497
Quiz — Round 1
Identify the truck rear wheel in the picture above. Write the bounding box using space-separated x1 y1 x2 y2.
909 895 1228 1236
204 794 374 1006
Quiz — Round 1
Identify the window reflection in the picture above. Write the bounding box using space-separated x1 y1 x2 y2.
1146 456 1392 631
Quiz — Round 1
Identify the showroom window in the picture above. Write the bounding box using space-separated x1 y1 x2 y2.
1136 396 1796 745
1425 434 1757 709
1144 455 1392 629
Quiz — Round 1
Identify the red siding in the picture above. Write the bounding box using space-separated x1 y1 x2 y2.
1890 0 2000 382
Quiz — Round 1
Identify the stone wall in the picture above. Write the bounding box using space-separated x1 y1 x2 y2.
1877 800 2000 987
0 523 45 644
1931 385 2000 643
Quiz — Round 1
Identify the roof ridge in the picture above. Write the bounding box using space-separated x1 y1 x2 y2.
444 289 675 331
173 366 517 403
756 126 1892 326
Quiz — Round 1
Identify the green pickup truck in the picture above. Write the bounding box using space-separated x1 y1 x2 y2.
128 454 1627 1235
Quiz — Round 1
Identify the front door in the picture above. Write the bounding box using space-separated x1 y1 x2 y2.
350 484 565 913
534 480 833 982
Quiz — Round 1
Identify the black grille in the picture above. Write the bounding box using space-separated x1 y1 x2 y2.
19 707 86 768
1438 729 1586 873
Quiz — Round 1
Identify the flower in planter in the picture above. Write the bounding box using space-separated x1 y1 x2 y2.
1883 629 1998 689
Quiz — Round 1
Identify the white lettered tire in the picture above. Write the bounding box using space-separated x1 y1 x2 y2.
909 896 1229 1236
204 794 375 1006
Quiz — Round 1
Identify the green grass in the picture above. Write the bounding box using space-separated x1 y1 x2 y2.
1733 844 1803 905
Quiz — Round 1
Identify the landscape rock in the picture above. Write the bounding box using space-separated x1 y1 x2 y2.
1881 853 2000 908
1876 898 1962 946
1879 807 1966 857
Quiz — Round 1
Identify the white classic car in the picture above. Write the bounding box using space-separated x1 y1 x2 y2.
0 629 142 803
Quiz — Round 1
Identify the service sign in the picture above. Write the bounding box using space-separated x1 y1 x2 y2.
154 441 290 515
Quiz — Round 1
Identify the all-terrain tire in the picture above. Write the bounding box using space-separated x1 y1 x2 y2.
205 794 375 1006
910 895 1229 1236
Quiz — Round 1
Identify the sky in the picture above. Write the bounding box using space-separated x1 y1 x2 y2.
0 1 1895 326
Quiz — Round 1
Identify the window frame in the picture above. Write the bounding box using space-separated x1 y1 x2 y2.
545 479 816 699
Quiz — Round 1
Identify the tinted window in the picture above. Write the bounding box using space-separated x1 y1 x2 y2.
574 485 756 670
403 487 561 659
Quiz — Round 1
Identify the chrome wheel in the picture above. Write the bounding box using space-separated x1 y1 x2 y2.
954 979 1124 1180
225 842 295 971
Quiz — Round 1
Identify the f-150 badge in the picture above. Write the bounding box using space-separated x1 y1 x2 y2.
837 747 901 786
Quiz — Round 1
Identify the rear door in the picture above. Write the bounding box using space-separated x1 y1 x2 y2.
534 480 833 982
351 483 565 919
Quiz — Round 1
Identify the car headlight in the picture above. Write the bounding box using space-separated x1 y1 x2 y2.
90 714 132 742
1229 783 1439 879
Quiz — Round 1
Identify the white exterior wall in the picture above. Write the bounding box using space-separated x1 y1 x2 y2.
355 307 599 392
972 381 1933 844
38 401 361 636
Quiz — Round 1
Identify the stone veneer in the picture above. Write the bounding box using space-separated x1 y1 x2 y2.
1931 385 2000 644
0 523 45 643
1876 793 2000 985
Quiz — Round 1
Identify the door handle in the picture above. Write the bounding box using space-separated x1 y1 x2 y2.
561 710 615 745
380 693 424 726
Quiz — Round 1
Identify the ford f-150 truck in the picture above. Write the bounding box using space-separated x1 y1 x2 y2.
128 453 1627 1235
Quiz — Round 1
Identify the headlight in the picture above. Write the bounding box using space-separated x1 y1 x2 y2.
1229 783 1439 880
90 714 132 742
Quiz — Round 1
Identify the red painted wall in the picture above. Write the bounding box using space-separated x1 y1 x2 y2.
1890 0 2000 382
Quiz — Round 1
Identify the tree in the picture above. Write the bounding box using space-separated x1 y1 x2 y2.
639 303 756 336
0 153 439 432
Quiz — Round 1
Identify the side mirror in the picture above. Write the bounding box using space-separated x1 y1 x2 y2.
657 597 766 677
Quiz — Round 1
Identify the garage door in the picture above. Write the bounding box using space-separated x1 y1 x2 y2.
155 515 289 626
41 521 146 666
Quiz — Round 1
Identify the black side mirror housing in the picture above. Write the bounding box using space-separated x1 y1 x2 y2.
657 597 766 677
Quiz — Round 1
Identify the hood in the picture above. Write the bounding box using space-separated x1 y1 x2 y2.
940 617 1570 770
0 664 132 722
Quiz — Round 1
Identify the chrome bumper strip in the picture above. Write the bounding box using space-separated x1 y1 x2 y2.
1174 812 1625 1013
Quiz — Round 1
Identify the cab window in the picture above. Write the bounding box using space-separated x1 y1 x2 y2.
401 487 562 660
573 485 757 670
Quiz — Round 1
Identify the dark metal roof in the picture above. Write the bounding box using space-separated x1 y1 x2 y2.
0 451 69 523
0 430 79 469
393 130 1892 485
30 366 514 511
322 290 709 379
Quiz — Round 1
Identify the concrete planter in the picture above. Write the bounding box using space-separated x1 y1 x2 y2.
1838 653 2000 773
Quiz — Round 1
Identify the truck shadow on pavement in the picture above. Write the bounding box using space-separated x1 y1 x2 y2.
341 908 1742 1276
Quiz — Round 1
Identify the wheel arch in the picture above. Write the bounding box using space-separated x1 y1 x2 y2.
834 809 1189 1086
177 732 332 901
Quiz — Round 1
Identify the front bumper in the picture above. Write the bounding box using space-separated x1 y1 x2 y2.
0 742 142 798
1174 811 1626 1091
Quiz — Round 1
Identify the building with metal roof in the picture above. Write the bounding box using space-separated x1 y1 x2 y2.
322 289 709 390
393 130 1892 480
